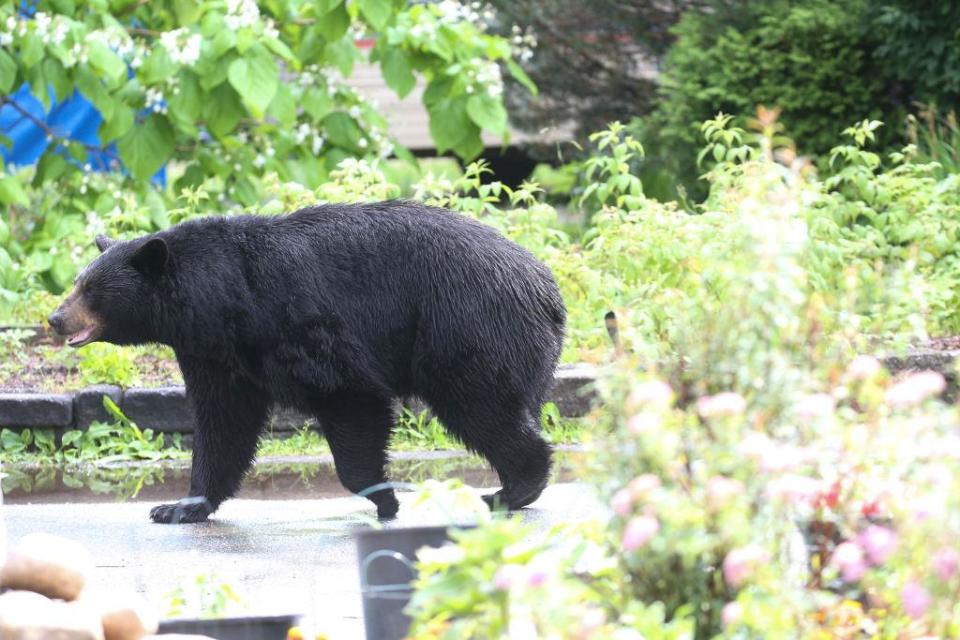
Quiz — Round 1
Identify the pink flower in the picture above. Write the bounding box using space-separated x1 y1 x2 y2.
611 489 633 516
721 602 742 627
912 495 946 522
698 392 747 418
794 393 835 420
848 355 881 380
723 545 768 587
885 371 946 408
622 516 659 552
627 380 674 410
858 526 897 566
494 565 521 591
627 474 661 500
627 412 660 435
766 474 821 505
830 541 867 582
933 548 959 581
706 476 744 509
901 581 931 620
527 568 548 588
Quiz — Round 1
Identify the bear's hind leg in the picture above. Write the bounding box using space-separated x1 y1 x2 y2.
316 392 399 519
150 359 270 524
433 401 552 511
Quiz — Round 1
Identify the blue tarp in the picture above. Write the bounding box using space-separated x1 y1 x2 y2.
2 0 165 184
1 83 167 185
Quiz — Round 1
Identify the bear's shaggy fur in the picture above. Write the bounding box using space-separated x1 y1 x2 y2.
49 201 566 523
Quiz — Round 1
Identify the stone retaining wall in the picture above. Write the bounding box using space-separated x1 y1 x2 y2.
2 348 957 436
0 365 600 435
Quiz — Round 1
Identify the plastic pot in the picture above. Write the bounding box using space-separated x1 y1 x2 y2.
157 614 300 640
354 525 465 640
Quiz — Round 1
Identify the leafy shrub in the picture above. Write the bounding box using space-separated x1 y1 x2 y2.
639 0 900 198
872 1 960 106
0 396 181 464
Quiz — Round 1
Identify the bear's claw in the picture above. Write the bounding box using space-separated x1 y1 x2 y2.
150 497 213 524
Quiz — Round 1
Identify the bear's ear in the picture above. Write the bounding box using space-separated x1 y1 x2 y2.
131 238 169 278
95 234 117 253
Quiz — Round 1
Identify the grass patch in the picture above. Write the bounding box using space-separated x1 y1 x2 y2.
256 404 586 457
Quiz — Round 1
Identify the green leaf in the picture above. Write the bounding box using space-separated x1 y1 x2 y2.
452 123 484 161
33 151 68 185
426 97 470 154
168 73 201 135
357 0 392 30
87 41 126 85
466 93 507 136
139 48 177 85
100 104 134 143
506 59 537 97
315 0 344 14
302 87 333 120
325 38 359 77
203 83 245 138
212 28 237 58
264 36 297 66
0 176 29 207
267 84 296 128
43 58 71 105
75 68 115 121
323 111 363 152
173 0 202 24
227 45 279 118
117 114 175 182
21 34 44 69
315 3 350 42
380 48 416 98
0 50 17 94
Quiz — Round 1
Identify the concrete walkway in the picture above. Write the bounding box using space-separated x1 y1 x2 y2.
4 482 601 638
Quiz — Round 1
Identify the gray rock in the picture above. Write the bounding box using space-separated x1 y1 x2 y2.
0 591 103 640
0 393 73 428
120 387 194 433
548 365 599 418
73 386 122 429
883 349 959 402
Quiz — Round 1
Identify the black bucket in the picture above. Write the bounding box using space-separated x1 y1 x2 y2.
354 525 463 640
157 614 301 640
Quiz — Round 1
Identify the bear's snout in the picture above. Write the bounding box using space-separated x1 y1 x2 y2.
47 310 66 334
48 296 101 348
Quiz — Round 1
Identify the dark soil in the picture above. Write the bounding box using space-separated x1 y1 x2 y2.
925 336 960 351
0 326 182 392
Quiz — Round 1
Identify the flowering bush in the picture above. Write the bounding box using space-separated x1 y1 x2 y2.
0 0 533 306
406 114 960 638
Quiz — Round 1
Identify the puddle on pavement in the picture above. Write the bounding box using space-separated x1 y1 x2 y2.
1 450 584 504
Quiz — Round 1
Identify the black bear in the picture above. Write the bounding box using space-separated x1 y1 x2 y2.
48 201 566 523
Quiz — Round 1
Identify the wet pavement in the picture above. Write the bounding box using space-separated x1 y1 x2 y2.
2 452 601 638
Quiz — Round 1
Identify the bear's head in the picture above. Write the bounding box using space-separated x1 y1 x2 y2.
48 234 169 347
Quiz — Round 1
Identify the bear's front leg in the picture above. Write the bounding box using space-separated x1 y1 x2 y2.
150 357 270 524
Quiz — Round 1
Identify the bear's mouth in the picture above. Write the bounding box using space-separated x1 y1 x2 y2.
66 326 98 348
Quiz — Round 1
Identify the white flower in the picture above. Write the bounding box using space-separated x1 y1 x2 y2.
0 33 11 48
253 154 265 168
348 106 361 119
885 371 946 408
